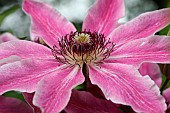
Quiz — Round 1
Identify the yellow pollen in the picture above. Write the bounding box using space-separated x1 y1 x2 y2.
74 33 91 43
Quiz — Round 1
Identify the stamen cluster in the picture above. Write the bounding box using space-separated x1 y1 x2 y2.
52 31 114 66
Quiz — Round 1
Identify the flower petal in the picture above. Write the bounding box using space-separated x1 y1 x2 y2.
82 0 125 36
89 63 166 113
0 96 33 113
0 40 52 60
0 58 61 95
109 8 170 45
106 35 170 68
139 63 162 87
33 65 84 113
65 90 122 113
22 0 76 47
0 33 17 43
0 34 20 66
163 88 170 109
23 93 41 113
0 55 21 67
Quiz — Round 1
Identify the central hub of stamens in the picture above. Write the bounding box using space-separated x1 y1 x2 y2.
52 31 114 67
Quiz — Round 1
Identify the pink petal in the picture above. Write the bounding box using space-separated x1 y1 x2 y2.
22 0 76 47
33 65 84 113
139 63 162 87
23 93 41 113
0 34 20 66
109 8 170 45
0 58 61 95
0 55 21 66
89 63 166 113
106 35 170 68
0 40 52 60
0 96 33 113
82 0 125 36
65 90 122 113
163 88 170 109
0 33 17 43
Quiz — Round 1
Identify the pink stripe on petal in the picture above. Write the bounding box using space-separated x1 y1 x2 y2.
0 40 52 60
139 63 162 87
0 58 61 95
109 8 170 45
89 63 166 113
0 96 33 113
65 90 122 113
33 65 84 113
0 33 17 43
107 35 170 68
22 0 76 47
82 0 125 36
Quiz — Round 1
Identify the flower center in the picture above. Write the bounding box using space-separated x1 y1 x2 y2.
74 33 91 43
52 31 114 67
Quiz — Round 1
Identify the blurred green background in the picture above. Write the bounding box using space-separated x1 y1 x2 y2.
0 0 170 37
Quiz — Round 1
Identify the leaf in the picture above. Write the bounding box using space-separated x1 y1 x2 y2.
159 25 170 35
0 5 20 25
2 91 25 101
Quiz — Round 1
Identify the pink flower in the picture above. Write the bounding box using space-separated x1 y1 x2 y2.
139 62 162 87
0 96 33 113
139 62 170 113
0 33 17 43
0 33 20 66
65 90 123 113
23 90 123 113
163 88 170 113
23 92 42 113
0 0 170 112
0 33 34 112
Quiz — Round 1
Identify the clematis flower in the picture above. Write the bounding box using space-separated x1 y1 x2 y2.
23 90 123 113
163 88 170 113
65 90 123 113
0 33 20 66
0 32 17 43
139 62 170 113
0 96 33 113
23 92 42 113
1 0 170 112
139 62 162 87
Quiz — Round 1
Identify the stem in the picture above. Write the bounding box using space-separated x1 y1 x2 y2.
160 64 170 93
82 63 89 90
160 79 169 94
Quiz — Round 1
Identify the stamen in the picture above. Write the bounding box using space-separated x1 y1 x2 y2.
52 30 115 66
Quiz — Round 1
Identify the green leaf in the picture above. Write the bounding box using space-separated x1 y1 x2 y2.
167 0 170 7
73 22 82 32
167 29 170 36
161 74 170 90
159 25 170 35
0 5 20 25
2 91 25 101
75 84 85 90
